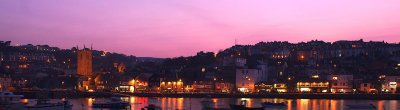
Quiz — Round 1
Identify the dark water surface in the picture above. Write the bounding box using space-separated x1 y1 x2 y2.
23 97 399 110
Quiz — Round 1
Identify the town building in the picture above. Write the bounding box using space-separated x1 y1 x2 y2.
186 81 214 93
235 68 262 93
359 83 378 93
382 76 400 93
327 75 354 93
159 79 184 93
296 79 330 93
214 81 233 93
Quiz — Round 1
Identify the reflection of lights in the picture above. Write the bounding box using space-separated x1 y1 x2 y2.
21 99 29 104
88 98 94 105
332 77 338 80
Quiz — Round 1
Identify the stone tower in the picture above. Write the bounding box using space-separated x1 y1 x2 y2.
77 45 92 76
77 45 93 91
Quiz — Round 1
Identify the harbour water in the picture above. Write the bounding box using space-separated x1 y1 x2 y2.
22 97 399 110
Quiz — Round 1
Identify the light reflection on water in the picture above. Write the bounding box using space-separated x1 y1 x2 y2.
23 97 399 110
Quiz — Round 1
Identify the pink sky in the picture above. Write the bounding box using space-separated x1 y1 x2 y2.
1 0 400 58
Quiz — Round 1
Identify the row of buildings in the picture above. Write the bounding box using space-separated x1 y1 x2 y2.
1 40 400 94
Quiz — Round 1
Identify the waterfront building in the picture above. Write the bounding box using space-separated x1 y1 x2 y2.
186 81 214 93
273 83 288 93
214 81 233 93
381 76 400 93
235 68 262 93
359 83 378 93
327 75 353 93
255 82 273 93
296 80 330 93
159 79 184 93
255 82 288 93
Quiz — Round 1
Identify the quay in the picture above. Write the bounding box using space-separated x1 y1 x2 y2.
12 91 400 100
124 93 400 100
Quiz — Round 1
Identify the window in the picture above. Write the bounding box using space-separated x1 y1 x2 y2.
364 84 368 87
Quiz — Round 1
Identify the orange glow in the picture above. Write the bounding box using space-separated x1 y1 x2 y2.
87 98 94 106
377 101 384 110
20 99 29 104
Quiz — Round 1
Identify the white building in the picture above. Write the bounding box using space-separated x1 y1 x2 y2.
236 68 262 93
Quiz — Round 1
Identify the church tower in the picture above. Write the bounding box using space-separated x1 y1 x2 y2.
77 45 93 91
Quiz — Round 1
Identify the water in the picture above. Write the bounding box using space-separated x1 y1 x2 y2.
23 97 399 110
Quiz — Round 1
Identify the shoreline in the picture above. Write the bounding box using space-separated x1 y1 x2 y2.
126 93 400 100
13 91 400 100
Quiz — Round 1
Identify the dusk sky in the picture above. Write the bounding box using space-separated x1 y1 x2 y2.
1 0 400 58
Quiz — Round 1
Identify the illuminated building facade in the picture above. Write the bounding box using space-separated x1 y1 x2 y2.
236 69 262 93
215 81 233 93
382 76 400 93
159 79 184 93
327 75 353 93
187 81 214 93
296 81 329 93
77 46 93 91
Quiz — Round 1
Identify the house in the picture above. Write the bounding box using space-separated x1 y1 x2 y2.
382 76 400 93
236 68 262 93
327 75 353 93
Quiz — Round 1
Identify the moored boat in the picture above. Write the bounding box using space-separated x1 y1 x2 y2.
230 100 265 110
201 99 230 110
25 99 65 110
92 97 130 109
261 102 287 107
346 104 376 109
62 100 73 110
143 104 161 110
0 91 25 110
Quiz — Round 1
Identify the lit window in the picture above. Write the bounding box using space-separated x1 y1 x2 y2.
201 68 206 72
332 77 338 80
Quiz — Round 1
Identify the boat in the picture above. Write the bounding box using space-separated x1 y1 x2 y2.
346 104 376 109
25 99 65 110
201 100 230 110
143 104 161 110
0 91 26 110
230 100 265 110
92 97 130 109
0 91 24 104
62 100 73 110
261 102 287 107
